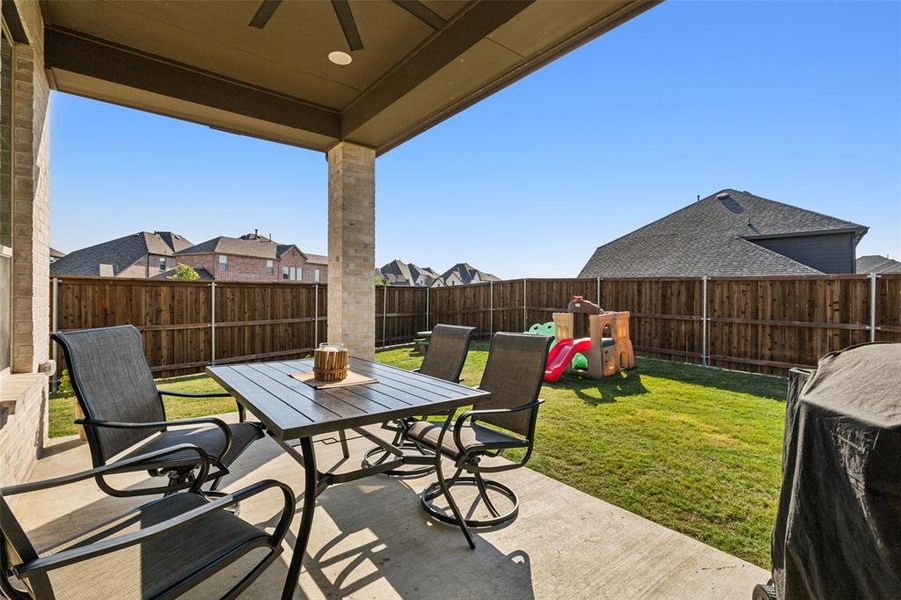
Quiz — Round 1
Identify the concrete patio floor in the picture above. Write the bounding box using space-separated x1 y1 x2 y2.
18 415 767 599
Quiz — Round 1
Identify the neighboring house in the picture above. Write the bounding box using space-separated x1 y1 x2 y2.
438 263 501 286
304 252 328 282
579 189 869 278
857 255 901 274
380 260 441 287
380 260 413 286
175 231 327 283
379 260 497 287
49 247 64 263
50 231 193 278
414 266 441 287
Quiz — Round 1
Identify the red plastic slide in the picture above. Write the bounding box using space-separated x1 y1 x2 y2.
544 338 593 382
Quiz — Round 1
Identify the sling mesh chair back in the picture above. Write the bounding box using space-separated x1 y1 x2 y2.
412 332 552 547
363 324 476 477
0 445 294 600
52 325 263 496
418 324 475 382
475 331 550 437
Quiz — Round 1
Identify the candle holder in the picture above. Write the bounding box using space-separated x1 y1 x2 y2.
313 342 348 382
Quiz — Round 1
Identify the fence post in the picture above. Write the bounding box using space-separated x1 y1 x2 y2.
701 276 708 367
522 279 527 332
869 272 877 343
489 281 494 337
596 276 601 305
314 283 319 347
51 277 59 392
210 281 216 365
382 284 388 347
425 285 430 331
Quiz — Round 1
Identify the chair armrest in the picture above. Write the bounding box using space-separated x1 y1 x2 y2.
75 417 233 463
1 444 211 497
453 400 544 451
14 479 294 578
157 389 231 398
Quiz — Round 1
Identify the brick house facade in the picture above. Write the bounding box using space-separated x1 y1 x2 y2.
51 231 193 278
1 0 52 487
175 234 328 283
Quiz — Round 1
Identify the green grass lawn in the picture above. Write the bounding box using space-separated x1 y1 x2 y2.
48 374 235 439
49 343 786 567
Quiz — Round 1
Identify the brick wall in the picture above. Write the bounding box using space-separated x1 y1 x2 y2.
179 250 328 282
111 254 173 278
327 142 376 359
0 374 45 487
2 0 51 486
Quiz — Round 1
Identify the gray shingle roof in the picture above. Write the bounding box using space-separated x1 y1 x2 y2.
155 231 192 253
51 231 192 276
440 262 501 284
381 259 415 285
177 236 281 259
578 189 868 278
380 260 445 286
180 234 323 262
857 255 901 274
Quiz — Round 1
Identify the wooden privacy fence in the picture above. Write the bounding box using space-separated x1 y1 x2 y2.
50 277 427 379
426 275 901 375
51 273 901 380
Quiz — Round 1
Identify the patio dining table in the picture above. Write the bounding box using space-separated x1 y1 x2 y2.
207 357 490 599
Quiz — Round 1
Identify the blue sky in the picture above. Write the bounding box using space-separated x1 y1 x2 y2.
50 0 900 278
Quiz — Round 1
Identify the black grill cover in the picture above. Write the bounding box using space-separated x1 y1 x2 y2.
772 343 901 599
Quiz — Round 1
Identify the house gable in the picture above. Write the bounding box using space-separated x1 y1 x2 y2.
749 231 857 274
579 189 868 278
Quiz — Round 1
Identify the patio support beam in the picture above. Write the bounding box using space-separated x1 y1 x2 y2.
340 0 533 138
327 142 376 360
43 26 342 139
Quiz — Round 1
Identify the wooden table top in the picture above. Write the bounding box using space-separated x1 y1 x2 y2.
207 358 490 440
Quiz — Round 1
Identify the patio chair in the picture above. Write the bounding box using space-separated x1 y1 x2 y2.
0 444 294 600
415 324 475 383
52 325 264 497
362 324 475 477
411 332 551 547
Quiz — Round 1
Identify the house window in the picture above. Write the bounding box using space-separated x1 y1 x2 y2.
265 259 273 275
297 267 303 281
282 266 289 280
289 267 297 281
313 268 320 283
158 257 167 272
0 29 13 374
218 255 228 272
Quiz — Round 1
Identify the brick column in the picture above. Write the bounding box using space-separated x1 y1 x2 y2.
327 142 375 360
11 42 50 374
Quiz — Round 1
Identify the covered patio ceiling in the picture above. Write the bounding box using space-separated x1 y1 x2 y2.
41 0 660 154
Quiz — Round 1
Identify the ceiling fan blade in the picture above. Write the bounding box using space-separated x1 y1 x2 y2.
391 0 446 30
331 0 363 51
249 0 282 29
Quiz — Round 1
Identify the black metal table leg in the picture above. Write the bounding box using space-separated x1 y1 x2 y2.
281 437 318 600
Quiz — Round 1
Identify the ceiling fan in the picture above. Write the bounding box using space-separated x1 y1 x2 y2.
248 0 447 52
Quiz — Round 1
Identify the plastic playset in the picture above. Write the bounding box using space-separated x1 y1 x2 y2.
526 296 635 382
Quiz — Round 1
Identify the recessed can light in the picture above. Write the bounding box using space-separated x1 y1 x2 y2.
328 51 352 66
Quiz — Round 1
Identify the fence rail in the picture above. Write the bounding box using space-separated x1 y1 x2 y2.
51 273 901 381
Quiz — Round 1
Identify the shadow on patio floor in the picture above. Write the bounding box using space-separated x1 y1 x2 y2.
19 415 766 599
